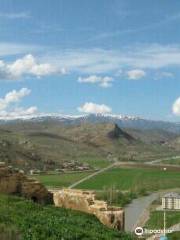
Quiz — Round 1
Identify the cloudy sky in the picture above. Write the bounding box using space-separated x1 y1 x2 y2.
0 0 180 120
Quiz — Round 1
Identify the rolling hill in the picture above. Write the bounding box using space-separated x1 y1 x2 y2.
0 119 179 172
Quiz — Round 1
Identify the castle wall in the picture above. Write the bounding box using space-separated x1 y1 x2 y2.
53 188 124 230
0 163 52 204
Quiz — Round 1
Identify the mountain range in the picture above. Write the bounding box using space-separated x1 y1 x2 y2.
0 115 179 171
0 113 179 133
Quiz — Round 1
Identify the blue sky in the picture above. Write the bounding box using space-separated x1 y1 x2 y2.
0 0 180 121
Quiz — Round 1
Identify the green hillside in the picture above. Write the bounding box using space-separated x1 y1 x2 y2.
0 194 134 240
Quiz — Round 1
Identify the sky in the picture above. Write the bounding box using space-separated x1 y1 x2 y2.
0 0 180 121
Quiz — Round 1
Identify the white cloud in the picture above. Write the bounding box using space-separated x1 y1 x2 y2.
0 54 65 80
172 97 180 116
127 69 146 80
0 88 31 111
78 75 113 88
0 106 38 120
44 44 180 75
2 43 180 77
78 102 112 114
0 88 38 119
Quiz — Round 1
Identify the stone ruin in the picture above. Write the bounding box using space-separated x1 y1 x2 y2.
0 162 124 230
53 188 125 230
0 162 52 204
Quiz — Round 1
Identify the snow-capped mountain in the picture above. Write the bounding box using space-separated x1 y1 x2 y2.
0 113 180 133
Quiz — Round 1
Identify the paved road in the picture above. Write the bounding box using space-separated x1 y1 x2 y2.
125 192 160 232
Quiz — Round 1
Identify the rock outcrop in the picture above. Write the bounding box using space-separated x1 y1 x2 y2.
0 162 52 204
53 188 124 230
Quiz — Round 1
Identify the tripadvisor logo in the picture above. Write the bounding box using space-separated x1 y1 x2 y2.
134 227 144 236
135 226 172 237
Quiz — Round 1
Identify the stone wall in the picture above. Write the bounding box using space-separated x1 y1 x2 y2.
0 163 52 204
53 188 124 230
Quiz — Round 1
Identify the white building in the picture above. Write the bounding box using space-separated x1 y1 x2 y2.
162 192 180 210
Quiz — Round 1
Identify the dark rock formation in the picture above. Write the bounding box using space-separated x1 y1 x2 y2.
108 124 134 141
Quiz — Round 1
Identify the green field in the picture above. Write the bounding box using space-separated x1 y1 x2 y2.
34 172 93 188
0 194 134 240
76 167 180 191
145 211 180 229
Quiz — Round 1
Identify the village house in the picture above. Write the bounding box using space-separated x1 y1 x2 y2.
162 192 180 210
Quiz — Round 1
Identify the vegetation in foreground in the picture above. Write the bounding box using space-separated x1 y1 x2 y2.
76 167 180 191
0 194 134 240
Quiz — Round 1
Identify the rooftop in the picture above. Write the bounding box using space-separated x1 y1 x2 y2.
163 192 180 199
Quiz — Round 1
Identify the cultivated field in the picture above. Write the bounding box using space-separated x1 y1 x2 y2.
35 166 180 193
75 167 180 192
34 172 92 188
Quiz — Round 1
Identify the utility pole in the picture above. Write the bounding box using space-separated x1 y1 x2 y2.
160 210 168 240
163 210 166 237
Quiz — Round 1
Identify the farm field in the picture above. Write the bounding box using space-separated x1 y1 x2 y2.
0 194 134 240
75 167 180 192
34 171 93 188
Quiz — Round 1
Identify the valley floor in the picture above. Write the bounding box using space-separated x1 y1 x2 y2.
35 166 180 193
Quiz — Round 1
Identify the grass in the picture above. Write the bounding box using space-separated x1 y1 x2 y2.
167 232 180 239
145 211 180 239
78 156 110 168
34 172 93 188
76 167 180 191
96 190 138 207
0 194 134 240
161 157 180 165
145 211 180 229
